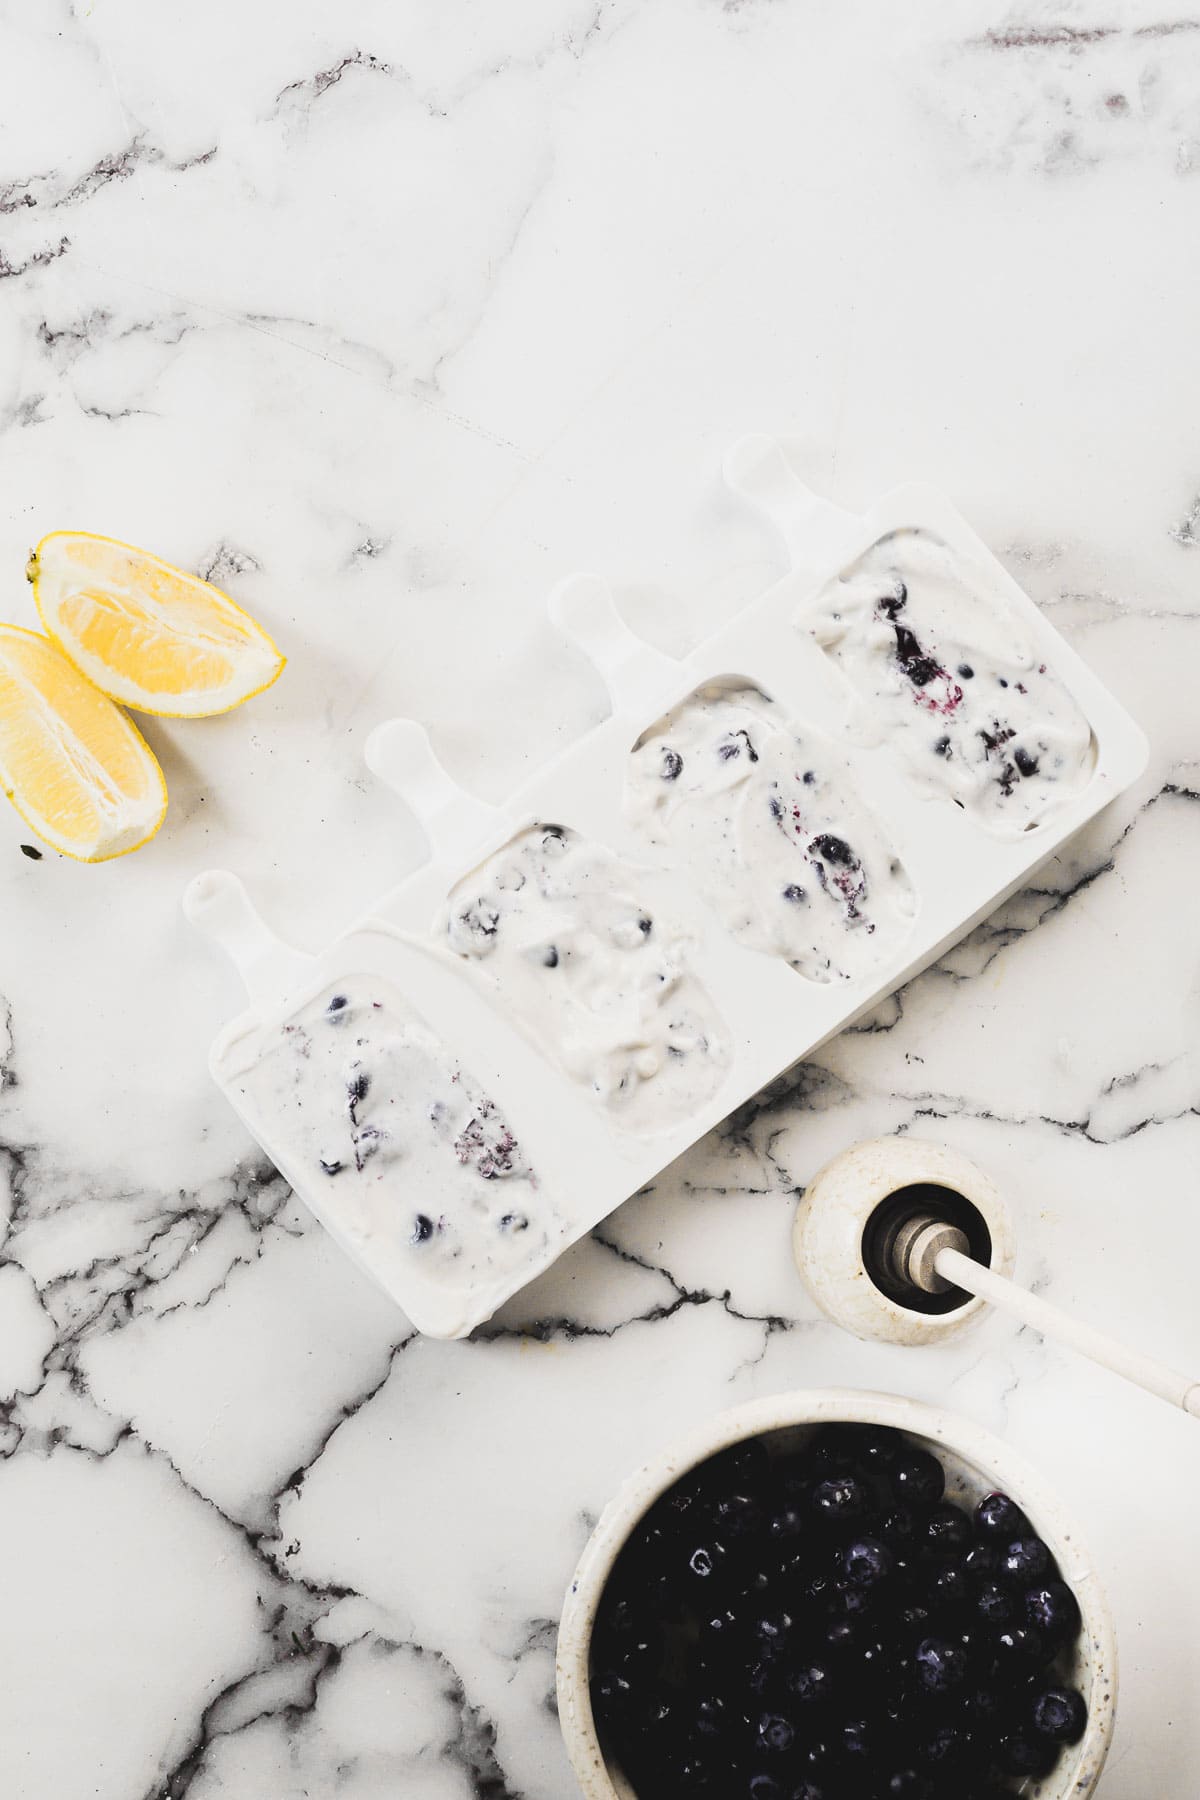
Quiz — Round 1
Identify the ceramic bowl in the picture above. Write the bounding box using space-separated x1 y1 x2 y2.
557 1388 1116 1799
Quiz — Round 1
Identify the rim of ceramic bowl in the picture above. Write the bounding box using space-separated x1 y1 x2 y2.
557 1388 1117 1800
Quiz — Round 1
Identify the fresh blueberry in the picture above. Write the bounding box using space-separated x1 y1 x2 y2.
964 1682 1006 1736
675 1756 721 1792
929 1561 970 1611
974 1492 1029 1541
1024 1580 1081 1642
857 1637 890 1683
768 1501 808 1546
812 1474 869 1523
995 1730 1059 1777
713 1491 763 1545
1002 1537 1053 1584
830 1423 900 1468
914 1636 969 1694
785 1661 832 1708
698 1606 739 1655
957 663 974 679
755 1711 795 1755
886 1772 935 1799
841 1715 874 1762
890 1448 945 1508
782 884 807 903
962 1543 1000 1587
706 1438 771 1490
694 1696 728 1739
794 1569 832 1611
918 1721 975 1772
661 1482 707 1528
842 1537 894 1588
1014 746 1040 777
829 1579 874 1620
593 1592 641 1647
898 1599 932 1637
989 1624 1049 1679
326 993 349 1015
751 1610 794 1656
976 1581 1015 1626
591 1666 633 1717
747 1654 782 1698
878 1504 917 1548
1031 1684 1088 1744
824 1618 857 1656
923 1502 972 1559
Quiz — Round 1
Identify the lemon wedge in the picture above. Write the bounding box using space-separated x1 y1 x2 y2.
29 531 285 717
0 626 167 861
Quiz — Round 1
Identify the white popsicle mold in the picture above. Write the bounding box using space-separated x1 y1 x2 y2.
187 439 1149 1338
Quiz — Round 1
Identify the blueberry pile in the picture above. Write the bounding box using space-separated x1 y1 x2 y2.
590 1424 1088 1797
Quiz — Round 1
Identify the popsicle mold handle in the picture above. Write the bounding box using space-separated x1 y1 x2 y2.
724 434 864 570
183 869 315 1008
549 574 681 718
365 719 508 869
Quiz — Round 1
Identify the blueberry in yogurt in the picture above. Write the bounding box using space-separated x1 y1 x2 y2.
801 528 1095 834
626 681 915 984
444 822 728 1135
235 981 566 1301
590 1422 1089 1797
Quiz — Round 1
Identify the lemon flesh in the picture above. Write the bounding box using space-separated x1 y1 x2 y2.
0 626 167 861
30 531 285 718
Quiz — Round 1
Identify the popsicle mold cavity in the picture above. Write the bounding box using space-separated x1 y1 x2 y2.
802 529 1096 833
625 680 917 984
443 823 728 1134
233 981 563 1292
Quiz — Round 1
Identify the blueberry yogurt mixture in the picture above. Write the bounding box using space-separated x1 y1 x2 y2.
625 683 916 984
234 981 564 1294
591 1423 1090 1798
444 824 728 1135
802 531 1094 835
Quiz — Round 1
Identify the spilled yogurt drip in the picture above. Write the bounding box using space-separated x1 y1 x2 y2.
234 982 561 1294
802 529 1095 834
625 683 916 983
444 823 728 1135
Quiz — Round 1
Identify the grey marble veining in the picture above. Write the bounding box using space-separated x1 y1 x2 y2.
0 0 1198 1794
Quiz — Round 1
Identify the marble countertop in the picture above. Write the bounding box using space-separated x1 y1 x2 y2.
2 0 1199 1794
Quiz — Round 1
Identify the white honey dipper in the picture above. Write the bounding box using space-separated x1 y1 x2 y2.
791 1136 1200 1420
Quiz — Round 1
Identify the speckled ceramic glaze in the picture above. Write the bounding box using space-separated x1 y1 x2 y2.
557 1389 1116 1800
791 1135 1018 1344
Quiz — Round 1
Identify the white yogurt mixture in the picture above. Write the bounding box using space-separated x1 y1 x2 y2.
444 824 728 1135
802 529 1095 833
625 683 916 983
235 981 562 1293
